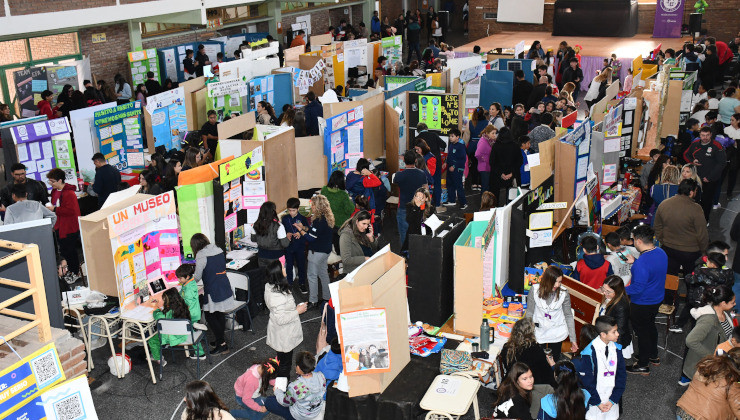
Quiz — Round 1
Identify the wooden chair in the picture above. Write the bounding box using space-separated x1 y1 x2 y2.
658 274 680 351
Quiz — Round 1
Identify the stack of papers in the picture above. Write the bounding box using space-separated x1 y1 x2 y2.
226 259 250 270
226 249 256 261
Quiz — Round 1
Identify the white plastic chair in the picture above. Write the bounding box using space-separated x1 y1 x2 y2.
225 271 253 348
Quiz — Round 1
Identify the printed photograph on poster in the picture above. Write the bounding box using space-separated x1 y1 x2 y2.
339 308 391 375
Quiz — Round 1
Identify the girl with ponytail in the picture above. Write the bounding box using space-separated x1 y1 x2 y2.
681 285 736 386
232 357 280 419
537 360 588 420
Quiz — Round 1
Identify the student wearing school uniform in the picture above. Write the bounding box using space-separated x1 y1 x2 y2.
443 128 467 209
281 198 309 293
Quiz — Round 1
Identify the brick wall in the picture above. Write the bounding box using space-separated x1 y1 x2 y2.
78 24 131 86
8 0 116 15
351 5 364 26
682 2 740 41
56 331 88 380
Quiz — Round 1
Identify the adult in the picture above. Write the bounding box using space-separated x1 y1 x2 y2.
488 102 504 130
600 275 633 358
699 45 719 89
338 211 378 274
406 16 422 64
303 91 323 136
370 12 381 35
527 113 556 153
500 318 556 418
583 68 611 110
191 233 235 355
489 128 523 206
138 169 162 195
321 171 354 253
182 147 203 171
512 70 534 110
683 126 727 221
466 107 489 190
493 362 536 420
194 44 211 78
144 71 161 97
256 101 277 126
200 110 219 160
182 49 196 80
425 7 437 41
527 40 544 59
0 163 48 208
561 58 584 102
475 126 497 194
264 260 306 378
392 150 428 246
646 165 681 224
114 73 132 105
624 224 668 375
3 184 56 226
91 153 121 208
412 123 446 206
290 30 306 48
46 169 81 278
55 85 74 119
726 113 740 141
676 348 740 419
718 88 740 125
526 266 578 362
682 285 736 384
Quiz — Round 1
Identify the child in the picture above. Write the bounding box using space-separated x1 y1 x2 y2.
314 339 343 399
281 197 309 292
232 357 280 419
603 232 639 286
264 351 327 420
251 201 290 267
149 288 206 364
520 136 531 188
444 128 467 209
402 187 435 252
351 195 375 225
577 316 626 419
716 326 740 354
684 252 734 316
175 264 206 330
574 236 613 289
182 380 235 420
537 360 589 420
303 195 335 308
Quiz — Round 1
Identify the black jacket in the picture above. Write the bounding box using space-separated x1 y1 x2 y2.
412 130 447 161
527 84 547 109
685 266 734 308
489 136 523 183
493 393 533 420
304 100 323 136
145 79 161 97
402 202 435 251
731 212 740 273
501 343 557 387
92 164 121 207
513 79 534 108
0 179 49 207
603 298 632 348
562 66 584 90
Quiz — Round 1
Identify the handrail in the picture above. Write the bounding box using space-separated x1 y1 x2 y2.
0 242 51 347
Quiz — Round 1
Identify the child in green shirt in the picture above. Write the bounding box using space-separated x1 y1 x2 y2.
148 287 205 364
176 264 204 328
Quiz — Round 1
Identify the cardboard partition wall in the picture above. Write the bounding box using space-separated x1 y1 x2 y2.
299 54 325 96
553 140 577 230
217 112 256 141
294 136 327 190
384 103 401 174
659 80 682 139
189 87 208 132
181 77 206 131
221 130 298 213
453 220 489 336
629 88 646 156
310 33 334 47
529 134 562 188
323 92 384 160
79 193 153 298
407 216 465 326
590 81 621 124
336 251 410 397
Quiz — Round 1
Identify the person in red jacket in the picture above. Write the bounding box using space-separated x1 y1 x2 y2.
575 236 613 289
37 90 61 120
46 168 82 280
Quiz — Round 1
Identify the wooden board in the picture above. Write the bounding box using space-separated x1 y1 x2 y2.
190 87 207 133
660 80 682 139
561 275 602 341
182 77 206 131
299 55 325 96
310 33 333 47
324 93 385 161
239 131 298 213
217 112 256 140
385 102 400 174
530 132 564 188
554 140 577 229
295 135 327 191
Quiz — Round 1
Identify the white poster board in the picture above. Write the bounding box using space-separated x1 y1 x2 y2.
69 101 118 178
498 0 545 24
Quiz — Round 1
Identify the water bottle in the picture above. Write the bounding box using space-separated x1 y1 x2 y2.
480 318 490 351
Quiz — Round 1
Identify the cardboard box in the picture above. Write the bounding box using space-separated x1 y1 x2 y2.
335 250 410 397
453 221 489 335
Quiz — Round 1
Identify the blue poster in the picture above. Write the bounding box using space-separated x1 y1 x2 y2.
94 101 145 171
147 87 187 151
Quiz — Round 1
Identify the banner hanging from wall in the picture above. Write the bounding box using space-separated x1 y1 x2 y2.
653 0 685 38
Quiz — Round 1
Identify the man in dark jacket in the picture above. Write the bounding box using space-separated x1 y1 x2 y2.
144 71 161 97
411 123 446 206
683 126 727 220
406 17 422 64
0 163 48 209
562 58 584 101
527 76 548 110
303 91 323 136
91 153 122 208
489 128 523 206
194 44 211 78
512 70 533 109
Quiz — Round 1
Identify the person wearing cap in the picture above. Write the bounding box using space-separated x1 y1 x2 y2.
194 44 211 77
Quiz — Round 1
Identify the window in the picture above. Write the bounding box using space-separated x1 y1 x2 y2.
141 22 191 37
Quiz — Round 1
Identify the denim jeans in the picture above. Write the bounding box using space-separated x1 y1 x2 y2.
480 171 490 194
231 392 267 420
447 170 466 206
264 396 295 420
397 206 408 248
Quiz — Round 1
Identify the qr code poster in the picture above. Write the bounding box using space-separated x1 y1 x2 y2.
0 343 65 419
41 375 99 420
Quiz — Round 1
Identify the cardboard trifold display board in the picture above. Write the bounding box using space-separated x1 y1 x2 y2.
333 249 410 397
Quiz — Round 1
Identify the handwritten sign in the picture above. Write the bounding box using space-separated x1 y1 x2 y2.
107 191 176 238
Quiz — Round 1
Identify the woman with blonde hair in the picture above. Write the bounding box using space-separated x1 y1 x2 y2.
402 187 435 252
647 165 681 224
302 194 335 307
584 67 613 109
682 163 703 203
560 82 577 107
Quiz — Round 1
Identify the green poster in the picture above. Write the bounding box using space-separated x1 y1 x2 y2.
418 95 442 130
51 133 77 188
128 48 160 87
176 181 214 260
